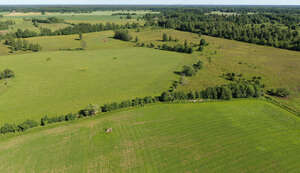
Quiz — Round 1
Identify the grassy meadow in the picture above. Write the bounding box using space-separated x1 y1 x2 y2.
0 9 299 173
0 10 151 32
0 46 195 124
0 100 299 172
1 28 300 124
128 29 300 111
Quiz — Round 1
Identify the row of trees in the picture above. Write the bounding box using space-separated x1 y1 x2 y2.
135 41 194 54
4 38 42 52
160 43 194 54
162 33 178 42
0 74 267 136
0 69 15 80
0 20 15 30
0 120 38 134
32 17 64 24
161 78 264 102
267 88 290 98
0 22 141 40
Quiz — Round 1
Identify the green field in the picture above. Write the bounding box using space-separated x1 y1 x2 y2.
0 46 194 124
129 29 300 111
0 100 299 172
26 31 132 51
0 10 151 32
0 7 300 173
1 28 300 124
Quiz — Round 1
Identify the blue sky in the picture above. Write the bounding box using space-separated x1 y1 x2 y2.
0 0 299 5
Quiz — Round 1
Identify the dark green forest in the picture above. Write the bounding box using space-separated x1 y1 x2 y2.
144 7 300 51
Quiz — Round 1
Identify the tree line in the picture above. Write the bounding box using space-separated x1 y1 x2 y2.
136 34 207 54
0 20 15 30
0 74 265 135
0 22 141 40
32 17 64 24
161 75 264 102
1 70 292 136
4 38 42 52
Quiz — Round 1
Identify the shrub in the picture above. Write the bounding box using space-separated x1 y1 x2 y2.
65 113 77 121
0 69 15 79
17 120 39 132
113 30 132 41
182 65 195 76
267 88 290 97
0 123 17 134
79 104 100 116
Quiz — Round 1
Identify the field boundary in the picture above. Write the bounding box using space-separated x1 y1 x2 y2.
263 96 300 117
1 98 299 139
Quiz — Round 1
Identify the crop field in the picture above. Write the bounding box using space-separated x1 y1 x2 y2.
0 100 299 172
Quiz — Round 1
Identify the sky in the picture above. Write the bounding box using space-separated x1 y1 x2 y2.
0 0 299 5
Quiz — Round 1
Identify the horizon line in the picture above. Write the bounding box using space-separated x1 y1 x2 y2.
0 4 300 6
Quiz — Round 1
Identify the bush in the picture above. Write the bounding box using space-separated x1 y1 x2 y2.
0 69 15 79
267 88 290 97
0 123 17 134
65 113 77 121
17 120 39 132
182 65 195 76
79 104 100 116
113 30 132 41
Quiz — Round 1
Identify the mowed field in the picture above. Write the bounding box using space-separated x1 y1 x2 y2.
0 46 193 124
0 100 299 172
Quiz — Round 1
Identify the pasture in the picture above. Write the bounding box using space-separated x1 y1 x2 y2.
1 28 300 124
128 29 300 111
0 46 194 124
0 100 299 172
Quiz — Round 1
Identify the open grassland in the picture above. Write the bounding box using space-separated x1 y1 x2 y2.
0 18 39 32
3 10 156 17
0 46 194 124
0 100 299 172
26 31 132 51
129 29 300 111
132 29 300 112
1 10 151 26
190 34 300 111
1 28 300 123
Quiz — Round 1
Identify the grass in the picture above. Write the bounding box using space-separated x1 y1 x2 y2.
1 10 152 27
0 100 299 172
128 28 300 111
1 28 300 121
181 34 300 111
0 45 193 124
26 31 132 51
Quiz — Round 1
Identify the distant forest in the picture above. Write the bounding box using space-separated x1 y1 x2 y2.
144 7 300 51
0 5 299 51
